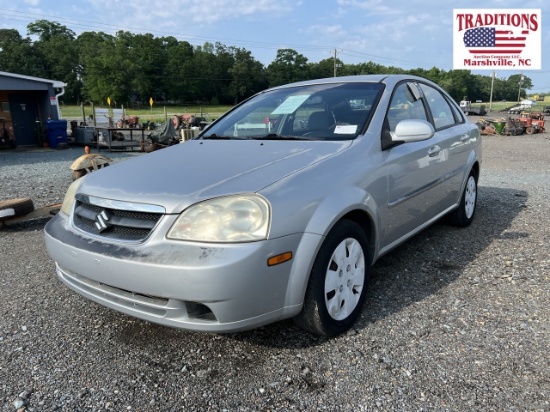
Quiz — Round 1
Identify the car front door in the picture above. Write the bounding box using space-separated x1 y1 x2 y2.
382 82 450 247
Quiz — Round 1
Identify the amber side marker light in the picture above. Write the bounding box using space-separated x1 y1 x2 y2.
267 252 293 267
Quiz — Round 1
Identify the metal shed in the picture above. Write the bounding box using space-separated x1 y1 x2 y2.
0 71 66 147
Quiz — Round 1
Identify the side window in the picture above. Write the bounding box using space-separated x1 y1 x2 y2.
419 84 456 129
449 98 466 123
386 83 428 132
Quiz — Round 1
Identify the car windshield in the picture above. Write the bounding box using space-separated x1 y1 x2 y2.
201 82 384 141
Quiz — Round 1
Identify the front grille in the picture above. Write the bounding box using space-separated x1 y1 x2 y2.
72 195 165 242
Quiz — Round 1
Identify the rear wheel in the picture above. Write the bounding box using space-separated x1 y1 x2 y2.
294 220 371 337
447 170 477 227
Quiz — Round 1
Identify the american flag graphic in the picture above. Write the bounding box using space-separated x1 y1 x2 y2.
463 27 528 54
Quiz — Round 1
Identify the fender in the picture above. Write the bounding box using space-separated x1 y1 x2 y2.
303 184 379 244
283 185 380 309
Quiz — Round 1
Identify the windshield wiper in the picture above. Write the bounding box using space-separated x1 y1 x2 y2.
201 134 251 140
201 134 232 139
251 133 317 141
202 133 316 141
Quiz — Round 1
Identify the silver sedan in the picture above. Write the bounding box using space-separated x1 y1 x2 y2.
44 75 481 337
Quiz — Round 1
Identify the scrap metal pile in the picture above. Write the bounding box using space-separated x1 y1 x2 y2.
478 111 545 136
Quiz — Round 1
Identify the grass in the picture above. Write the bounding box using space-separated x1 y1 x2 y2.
59 99 546 123
59 104 233 123
468 100 548 113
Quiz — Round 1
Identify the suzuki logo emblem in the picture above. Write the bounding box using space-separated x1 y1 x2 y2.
94 210 111 232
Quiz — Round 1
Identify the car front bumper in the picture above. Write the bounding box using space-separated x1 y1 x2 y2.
44 213 322 333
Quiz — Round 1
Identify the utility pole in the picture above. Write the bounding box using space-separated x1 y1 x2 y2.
517 72 524 103
333 49 343 77
489 70 495 112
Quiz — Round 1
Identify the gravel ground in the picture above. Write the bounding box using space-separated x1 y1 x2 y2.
0 131 549 411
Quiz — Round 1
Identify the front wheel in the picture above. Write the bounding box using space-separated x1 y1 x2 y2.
447 170 478 227
294 220 371 337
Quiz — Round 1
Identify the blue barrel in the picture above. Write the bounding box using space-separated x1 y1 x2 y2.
46 120 68 148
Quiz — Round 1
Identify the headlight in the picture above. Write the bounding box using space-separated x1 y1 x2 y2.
167 194 270 242
60 177 84 216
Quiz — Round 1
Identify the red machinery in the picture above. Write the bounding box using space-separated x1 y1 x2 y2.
518 111 545 134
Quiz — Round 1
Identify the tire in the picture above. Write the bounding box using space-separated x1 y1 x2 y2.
72 169 87 181
71 163 109 181
294 220 371 337
0 198 34 219
446 170 478 227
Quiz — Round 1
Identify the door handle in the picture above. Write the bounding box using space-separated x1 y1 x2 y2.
428 145 441 157
460 133 470 142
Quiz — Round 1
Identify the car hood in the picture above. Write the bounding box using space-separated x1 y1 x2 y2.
78 140 351 213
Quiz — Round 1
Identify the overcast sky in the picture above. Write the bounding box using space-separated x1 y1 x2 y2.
1 0 548 93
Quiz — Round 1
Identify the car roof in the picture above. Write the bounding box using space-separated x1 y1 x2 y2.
268 74 431 91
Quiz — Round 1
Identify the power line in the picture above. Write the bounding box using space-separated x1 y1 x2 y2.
1 6 548 87
0 7 443 69
0 9 333 53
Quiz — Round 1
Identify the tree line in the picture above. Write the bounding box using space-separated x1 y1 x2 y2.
0 20 535 107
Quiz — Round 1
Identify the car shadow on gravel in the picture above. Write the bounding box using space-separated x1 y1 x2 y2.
356 186 529 327
51 185 529 350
